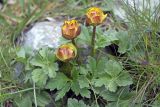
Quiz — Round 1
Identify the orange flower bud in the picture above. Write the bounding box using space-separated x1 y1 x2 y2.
56 43 77 61
62 20 81 40
86 7 107 26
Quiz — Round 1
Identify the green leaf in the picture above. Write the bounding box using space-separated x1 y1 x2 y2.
67 98 89 107
79 67 88 75
15 95 32 107
39 48 47 58
116 72 133 86
55 83 70 101
94 71 132 92
100 90 117 102
95 29 118 49
107 79 118 92
93 73 131 92
46 73 69 90
78 76 89 88
96 60 132 92
105 60 123 77
36 91 51 107
94 74 118 92
86 56 97 73
86 56 108 76
97 57 108 74
30 58 44 67
47 63 58 78
71 67 79 79
117 31 129 54
47 50 56 62
32 69 47 86
71 80 81 96
76 25 91 46
17 47 25 58
79 88 91 98
94 76 110 87
117 31 138 54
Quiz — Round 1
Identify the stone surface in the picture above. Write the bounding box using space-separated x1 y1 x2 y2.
23 19 63 50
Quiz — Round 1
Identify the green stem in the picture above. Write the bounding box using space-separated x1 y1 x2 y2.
62 62 73 79
71 39 77 47
72 39 80 64
33 82 37 107
91 26 96 57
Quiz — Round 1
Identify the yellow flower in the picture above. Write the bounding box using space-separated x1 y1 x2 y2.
86 7 107 26
62 20 81 40
56 43 77 61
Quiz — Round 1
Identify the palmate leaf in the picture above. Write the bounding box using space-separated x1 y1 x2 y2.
96 87 135 106
94 74 132 92
76 25 91 46
94 71 132 92
30 57 44 67
86 56 108 77
79 67 88 75
32 68 48 86
36 91 51 107
93 60 132 92
104 60 122 77
86 56 97 73
46 68 91 101
46 72 69 90
96 29 118 49
71 67 91 98
55 83 70 101
30 48 56 68
16 47 26 59
78 75 90 88
15 95 32 107
117 31 130 54
94 74 118 92
45 63 58 78
15 91 51 107
97 57 108 74
71 79 81 96
79 88 91 98
71 79 91 98
116 72 133 86
30 48 58 80
117 30 138 54
100 90 117 102
67 98 90 107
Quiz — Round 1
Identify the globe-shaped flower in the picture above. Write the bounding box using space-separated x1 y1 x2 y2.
62 20 81 40
56 43 77 61
86 7 107 26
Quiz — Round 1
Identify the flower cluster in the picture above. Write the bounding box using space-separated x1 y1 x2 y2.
56 7 107 61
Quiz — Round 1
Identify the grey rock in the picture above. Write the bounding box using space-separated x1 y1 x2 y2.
23 19 63 50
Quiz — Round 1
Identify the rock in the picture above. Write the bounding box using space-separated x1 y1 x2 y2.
23 19 63 50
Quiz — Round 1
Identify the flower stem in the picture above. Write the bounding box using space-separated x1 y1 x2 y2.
33 82 37 107
91 26 96 57
71 39 80 64
72 39 77 47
